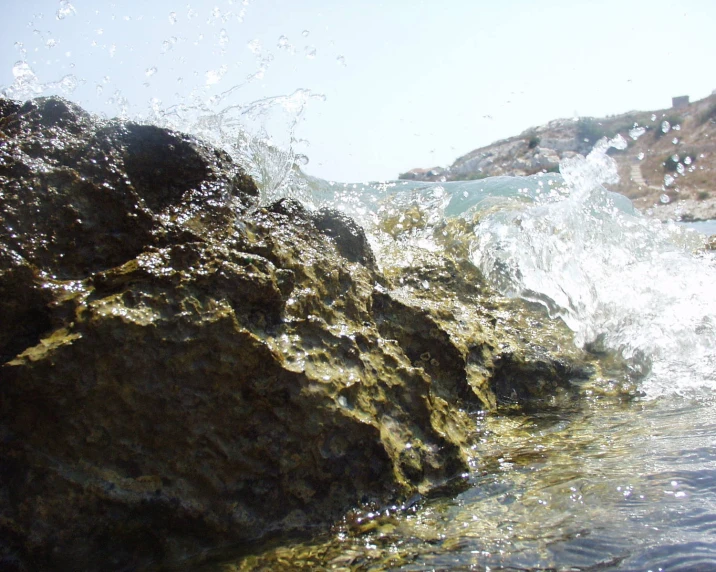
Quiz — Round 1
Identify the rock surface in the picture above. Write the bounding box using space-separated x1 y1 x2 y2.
1 97 601 571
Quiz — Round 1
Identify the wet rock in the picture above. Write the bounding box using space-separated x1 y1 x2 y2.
0 97 597 571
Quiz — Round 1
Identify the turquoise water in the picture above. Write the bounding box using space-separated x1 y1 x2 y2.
681 220 716 236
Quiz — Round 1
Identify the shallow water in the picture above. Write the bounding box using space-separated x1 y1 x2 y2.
200 395 716 571
196 144 716 571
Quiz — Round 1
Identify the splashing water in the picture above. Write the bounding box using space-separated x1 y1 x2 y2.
0 3 328 201
467 137 716 397
296 135 716 399
2 4 714 402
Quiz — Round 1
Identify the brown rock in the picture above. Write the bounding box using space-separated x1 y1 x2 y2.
0 97 600 571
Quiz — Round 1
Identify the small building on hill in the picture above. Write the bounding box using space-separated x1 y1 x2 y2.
672 95 690 108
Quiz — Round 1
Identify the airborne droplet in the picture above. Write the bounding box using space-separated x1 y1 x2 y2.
277 35 291 50
56 0 76 20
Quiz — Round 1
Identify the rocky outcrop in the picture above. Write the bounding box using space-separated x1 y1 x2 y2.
1 97 600 571
400 95 716 222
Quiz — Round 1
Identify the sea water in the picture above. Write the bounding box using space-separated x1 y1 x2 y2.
4 7 716 570
195 143 716 571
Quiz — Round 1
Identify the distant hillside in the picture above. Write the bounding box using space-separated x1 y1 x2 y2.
400 94 716 221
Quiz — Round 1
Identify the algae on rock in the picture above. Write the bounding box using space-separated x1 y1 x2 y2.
1 97 603 571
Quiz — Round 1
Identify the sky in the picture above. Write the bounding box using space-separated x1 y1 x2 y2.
1 0 715 183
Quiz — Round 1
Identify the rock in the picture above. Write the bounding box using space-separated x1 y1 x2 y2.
0 97 599 571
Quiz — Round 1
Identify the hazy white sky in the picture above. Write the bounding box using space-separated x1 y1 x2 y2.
2 0 715 182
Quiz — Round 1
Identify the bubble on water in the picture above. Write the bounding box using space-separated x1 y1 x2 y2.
305 46 316 59
664 174 675 187
219 28 229 46
660 193 671 204
336 55 347 66
145 66 158 77
628 126 645 140
637 152 645 161
56 1 76 20
302 29 310 37
247 38 261 54
169 11 177 24
661 121 671 134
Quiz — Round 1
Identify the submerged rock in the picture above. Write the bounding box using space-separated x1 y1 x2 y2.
1 97 600 570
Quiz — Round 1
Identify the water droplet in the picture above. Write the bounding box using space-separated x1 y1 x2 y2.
672 137 679 145
96 84 103 95
109 44 116 57
46 38 58 48
302 29 310 37
305 46 316 59
294 154 309 166
628 126 645 140
336 55 346 66
637 152 645 161
58 74 78 93
145 66 157 77
169 11 177 24
247 38 261 54
671 154 680 162
95 28 104 35
12 61 36 82
664 174 675 187
684 156 692 165
660 194 671 204
219 28 229 46
187 7 197 19
651 114 657 121
422 280 429 290
676 163 685 175
277 35 291 50
661 121 671 134
205 65 227 85
673 124 681 131
56 0 76 20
